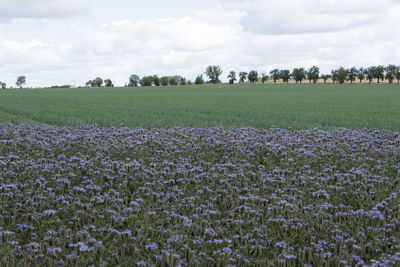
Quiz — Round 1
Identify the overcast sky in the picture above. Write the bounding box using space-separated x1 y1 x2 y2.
1 0 400 87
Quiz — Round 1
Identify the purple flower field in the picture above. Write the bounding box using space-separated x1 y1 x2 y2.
0 124 399 266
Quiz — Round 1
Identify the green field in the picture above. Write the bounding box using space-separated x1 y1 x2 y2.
0 84 399 129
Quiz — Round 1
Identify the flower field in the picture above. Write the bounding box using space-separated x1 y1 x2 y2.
0 124 399 266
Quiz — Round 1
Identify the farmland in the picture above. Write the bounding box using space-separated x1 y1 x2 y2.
0 84 399 266
0 125 399 266
0 84 399 130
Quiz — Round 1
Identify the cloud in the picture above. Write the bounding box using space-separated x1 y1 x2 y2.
0 1 400 87
220 0 399 35
0 0 91 19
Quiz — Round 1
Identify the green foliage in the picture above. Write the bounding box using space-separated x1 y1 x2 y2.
227 71 237 84
365 67 374 83
0 82 6 89
160 76 169 86
261 72 269 84
128 74 140 87
280 70 291 83
292 68 306 83
104 79 114 87
86 77 103 87
1 84 399 130
248 70 259 84
307 66 320 83
153 75 160 86
357 68 365 83
169 78 177 86
180 78 186 86
270 69 280 83
373 66 385 83
204 65 223 84
320 74 331 84
194 75 204 85
385 65 397 84
239 72 248 84
348 67 358 83
337 67 348 84
140 76 154 86
16 76 26 88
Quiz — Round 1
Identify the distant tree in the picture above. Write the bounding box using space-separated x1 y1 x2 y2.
239 72 248 84
280 70 291 83
261 72 269 84
331 70 338 84
129 74 140 87
395 66 400 84
357 68 365 83
104 79 114 87
227 71 237 84
270 69 280 83
140 76 154 86
373 65 385 83
385 65 397 84
320 74 331 84
180 78 187 85
307 66 320 83
160 76 169 86
93 77 103 87
0 82 6 89
292 68 306 83
187 80 192 85
365 67 374 83
248 70 259 84
85 80 93 87
204 65 223 84
16 76 26 88
194 74 204 85
348 67 358 84
169 78 178 86
153 75 160 86
337 67 348 84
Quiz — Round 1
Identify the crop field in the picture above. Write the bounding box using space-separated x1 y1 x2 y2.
0 84 399 130
0 84 399 266
0 124 399 266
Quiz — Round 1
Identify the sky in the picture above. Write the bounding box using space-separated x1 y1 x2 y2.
0 0 400 87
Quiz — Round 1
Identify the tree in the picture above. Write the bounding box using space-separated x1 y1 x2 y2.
239 72 248 84
261 72 269 84
93 77 103 87
153 75 160 86
385 65 397 84
292 68 306 83
104 79 114 87
372 65 385 83
307 66 320 83
365 67 374 83
180 78 187 85
0 82 6 89
204 65 223 84
194 75 204 85
160 76 169 86
227 71 237 84
140 76 154 86
337 67 348 84
248 70 259 84
169 78 178 86
348 67 358 84
357 68 365 83
395 66 400 84
320 74 331 84
128 74 140 87
331 70 338 84
270 69 280 83
280 70 291 83
16 76 26 88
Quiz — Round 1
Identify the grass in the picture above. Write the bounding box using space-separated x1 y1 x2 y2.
0 83 399 130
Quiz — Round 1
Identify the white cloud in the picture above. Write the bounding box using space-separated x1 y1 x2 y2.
0 0 91 19
0 1 400 87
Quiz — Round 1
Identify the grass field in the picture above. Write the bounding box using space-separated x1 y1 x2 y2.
0 84 399 130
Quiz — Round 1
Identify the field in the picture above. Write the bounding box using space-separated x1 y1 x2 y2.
0 125 399 266
0 84 399 266
0 84 399 130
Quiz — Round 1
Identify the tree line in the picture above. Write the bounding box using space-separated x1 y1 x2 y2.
1 65 400 89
